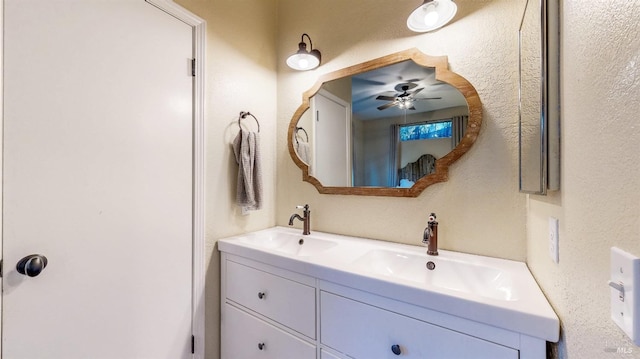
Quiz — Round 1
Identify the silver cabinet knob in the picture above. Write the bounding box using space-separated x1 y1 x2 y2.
16 254 48 277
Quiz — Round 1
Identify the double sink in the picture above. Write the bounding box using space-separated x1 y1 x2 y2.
218 226 559 343
234 228 516 302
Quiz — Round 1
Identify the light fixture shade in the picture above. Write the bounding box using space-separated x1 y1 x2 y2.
286 51 320 71
286 34 321 71
407 0 457 33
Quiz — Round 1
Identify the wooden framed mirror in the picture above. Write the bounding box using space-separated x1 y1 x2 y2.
287 48 482 197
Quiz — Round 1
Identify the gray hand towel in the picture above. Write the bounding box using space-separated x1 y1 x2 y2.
295 141 311 165
232 130 263 212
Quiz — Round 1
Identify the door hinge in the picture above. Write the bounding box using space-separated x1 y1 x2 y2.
191 335 195 354
191 59 196 77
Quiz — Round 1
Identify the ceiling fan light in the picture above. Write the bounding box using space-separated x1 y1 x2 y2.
286 35 321 71
402 98 414 109
407 0 457 33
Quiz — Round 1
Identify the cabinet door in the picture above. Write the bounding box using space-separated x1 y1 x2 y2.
225 260 316 338
321 292 518 359
222 304 316 359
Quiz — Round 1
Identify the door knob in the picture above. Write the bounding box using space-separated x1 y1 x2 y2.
16 254 48 277
391 344 402 355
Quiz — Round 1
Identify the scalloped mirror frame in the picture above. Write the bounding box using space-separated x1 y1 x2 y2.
287 48 482 197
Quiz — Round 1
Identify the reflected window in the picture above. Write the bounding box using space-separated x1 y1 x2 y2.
400 121 452 141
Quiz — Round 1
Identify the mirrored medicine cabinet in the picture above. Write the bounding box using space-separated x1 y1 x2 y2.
519 0 560 194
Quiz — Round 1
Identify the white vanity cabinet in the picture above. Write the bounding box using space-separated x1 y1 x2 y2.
221 252 544 359
219 227 558 359
320 291 518 359
225 259 316 338
221 255 317 359
223 304 316 358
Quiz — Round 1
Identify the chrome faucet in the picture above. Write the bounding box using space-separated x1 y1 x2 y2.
422 213 439 256
288 204 311 235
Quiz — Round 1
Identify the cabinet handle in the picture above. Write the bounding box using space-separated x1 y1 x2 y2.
391 344 402 355
258 291 266 299
258 342 266 350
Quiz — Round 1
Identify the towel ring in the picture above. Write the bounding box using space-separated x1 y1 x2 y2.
295 127 309 144
238 111 260 133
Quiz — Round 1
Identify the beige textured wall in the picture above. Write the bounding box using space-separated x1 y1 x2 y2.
174 0 278 357
527 1 640 357
170 1 640 358
276 0 527 261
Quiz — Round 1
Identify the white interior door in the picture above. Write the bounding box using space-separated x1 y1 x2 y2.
2 1 195 358
312 90 351 187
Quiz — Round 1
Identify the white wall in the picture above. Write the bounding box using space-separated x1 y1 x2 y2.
277 0 527 261
174 1 278 357
527 1 640 357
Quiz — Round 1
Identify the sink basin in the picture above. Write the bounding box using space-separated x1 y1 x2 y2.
218 227 559 343
236 232 338 257
352 249 518 301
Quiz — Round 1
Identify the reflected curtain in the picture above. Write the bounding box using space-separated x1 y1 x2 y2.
388 124 400 187
451 115 469 147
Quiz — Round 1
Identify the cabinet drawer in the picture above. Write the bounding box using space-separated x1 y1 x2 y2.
320 292 518 359
222 304 316 359
321 349 343 359
225 260 316 338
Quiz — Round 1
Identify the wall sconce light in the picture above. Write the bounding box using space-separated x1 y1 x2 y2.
407 0 457 33
286 33 321 71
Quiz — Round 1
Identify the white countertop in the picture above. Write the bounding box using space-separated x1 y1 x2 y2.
218 226 559 342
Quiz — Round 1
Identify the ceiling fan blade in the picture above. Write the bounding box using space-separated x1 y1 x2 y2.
414 97 443 101
377 102 397 111
376 95 397 101
410 87 424 95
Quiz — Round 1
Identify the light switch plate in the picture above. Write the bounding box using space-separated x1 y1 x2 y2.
610 247 640 345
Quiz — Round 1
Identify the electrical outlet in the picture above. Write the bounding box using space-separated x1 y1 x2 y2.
549 217 559 263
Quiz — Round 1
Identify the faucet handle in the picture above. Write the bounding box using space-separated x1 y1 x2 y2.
296 204 309 210
428 212 437 224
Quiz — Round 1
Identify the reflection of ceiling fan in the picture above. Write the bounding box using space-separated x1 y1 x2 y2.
375 83 442 111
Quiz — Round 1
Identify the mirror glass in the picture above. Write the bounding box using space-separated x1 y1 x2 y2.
518 0 560 194
288 49 482 197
